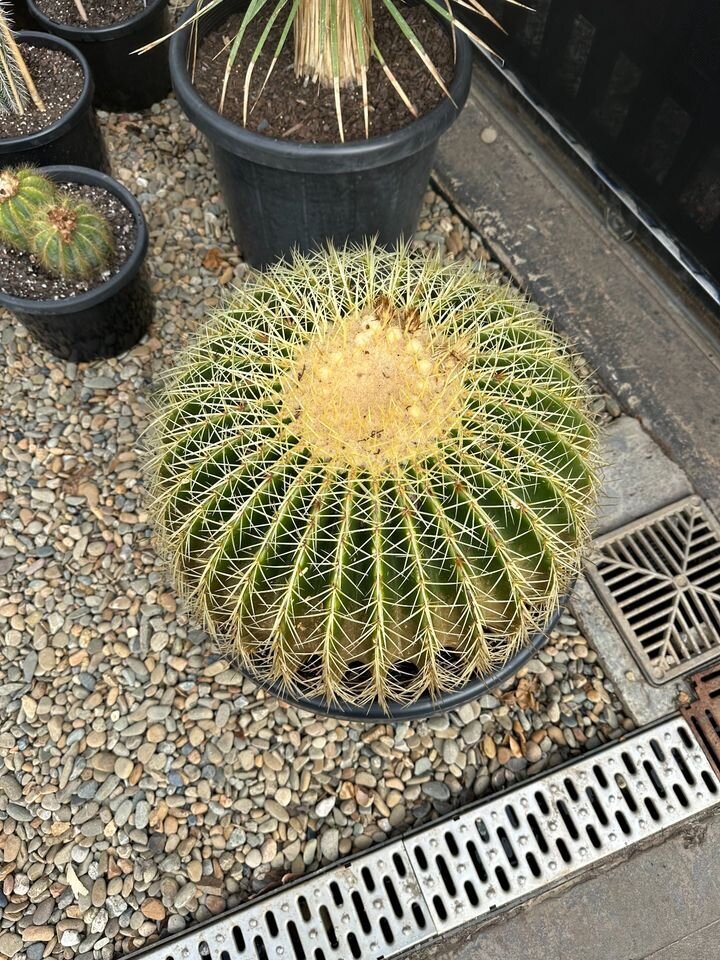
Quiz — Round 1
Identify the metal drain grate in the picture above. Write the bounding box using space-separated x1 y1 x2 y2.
407 718 719 933
586 496 720 684
682 664 720 780
132 842 432 960
128 719 719 960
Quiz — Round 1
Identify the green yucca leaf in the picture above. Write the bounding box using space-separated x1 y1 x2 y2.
147 243 599 710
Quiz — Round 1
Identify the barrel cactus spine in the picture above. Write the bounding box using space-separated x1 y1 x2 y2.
0 167 56 249
29 196 114 280
147 243 599 712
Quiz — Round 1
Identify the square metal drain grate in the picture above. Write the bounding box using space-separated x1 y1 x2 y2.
586 496 720 684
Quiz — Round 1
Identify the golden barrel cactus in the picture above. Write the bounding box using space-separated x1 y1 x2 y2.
147 244 598 711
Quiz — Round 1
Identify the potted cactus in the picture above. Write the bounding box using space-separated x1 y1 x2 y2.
147 243 599 720
0 164 154 360
0 8 107 169
155 0 482 266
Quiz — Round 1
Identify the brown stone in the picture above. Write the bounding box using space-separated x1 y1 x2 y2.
141 899 166 922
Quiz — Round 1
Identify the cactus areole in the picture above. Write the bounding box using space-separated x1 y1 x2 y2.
147 244 598 717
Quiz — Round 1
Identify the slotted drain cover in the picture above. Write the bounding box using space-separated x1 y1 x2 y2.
681 664 720 779
586 496 720 684
407 719 718 933
132 842 431 960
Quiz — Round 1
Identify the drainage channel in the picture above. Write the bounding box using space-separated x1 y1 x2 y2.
128 717 719 960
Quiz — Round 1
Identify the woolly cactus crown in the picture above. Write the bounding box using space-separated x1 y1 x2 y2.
147 244 598 709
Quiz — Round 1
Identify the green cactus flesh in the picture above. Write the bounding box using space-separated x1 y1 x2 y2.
0 167 56 249
146 244 599 709
30 197 114 280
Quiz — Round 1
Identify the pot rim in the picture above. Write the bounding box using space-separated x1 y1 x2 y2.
0 165 148 316
26 0 169 42
230 600 568 723
0 32 94 153
169 0 473 173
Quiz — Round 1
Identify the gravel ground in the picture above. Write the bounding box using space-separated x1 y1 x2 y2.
0 96 629 959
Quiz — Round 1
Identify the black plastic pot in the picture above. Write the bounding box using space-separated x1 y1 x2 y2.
169 0 473 267
0 32 108 170
27 0 171 111
9 0 34 30
0 165 154 361
233 601 567 723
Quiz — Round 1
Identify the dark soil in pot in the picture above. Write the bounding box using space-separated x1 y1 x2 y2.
0 32 108 170
0 41 83 139
33 0 146 27
194 4 454 142
27 0 172 111
0 182 136 300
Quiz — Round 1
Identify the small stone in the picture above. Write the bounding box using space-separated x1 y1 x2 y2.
22 927 54 943
114 757 133 779
0 774 22 801
174 883 197 910
315 796 336 819
320 828 339 861
265 798 290 823
0 933 24 956
421 781 450 802
141 899 166 922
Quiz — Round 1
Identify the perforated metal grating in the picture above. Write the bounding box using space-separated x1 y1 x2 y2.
408 718 718 933
586 496 720 684
133 842 432 960
130 719 719 960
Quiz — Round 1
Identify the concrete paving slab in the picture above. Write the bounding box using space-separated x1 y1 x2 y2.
596 416 693 536
406 810 720 960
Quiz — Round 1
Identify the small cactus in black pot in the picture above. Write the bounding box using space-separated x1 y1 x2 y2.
0 165 115 281
29 196 114 280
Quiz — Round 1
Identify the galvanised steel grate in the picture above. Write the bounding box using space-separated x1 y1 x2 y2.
586 496 720 684
127 718 719 960
132 842 433 960
407 718 719 933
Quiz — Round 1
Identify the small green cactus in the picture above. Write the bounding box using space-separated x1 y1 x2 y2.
29 196 114 280
146 243 599 711
0 167 56 249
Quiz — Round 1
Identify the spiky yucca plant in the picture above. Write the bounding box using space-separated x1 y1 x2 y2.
140 0 503 141
147 244 599 710
0 3 45 115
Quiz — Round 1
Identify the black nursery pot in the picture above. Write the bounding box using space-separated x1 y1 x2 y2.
9 0 34 30
0 32 107 171
169 0 473 267
0 166 154 362
237 604 566 723
27 0 171 111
